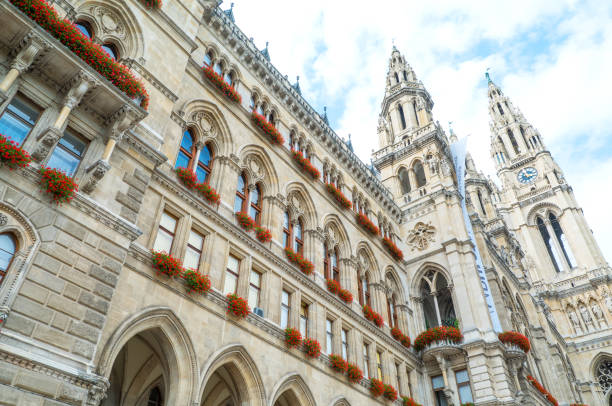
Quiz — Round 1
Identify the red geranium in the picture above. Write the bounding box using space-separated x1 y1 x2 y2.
203 65 241 103
347 363 363 384
182 269 211 294
391 327 411 348
526 375 559 406
383 384 398 401
251 111 284 145
362 304 384 328
325 183 352 210
413 326 463 351
291 149 320 180
369 378 385 397
176 167 198 189
0 134 31 170
285 247 314 275
382 236 404 261
326 278 340 294
151 249 183 277
401 397 423 406
284 327 302 348
236 212 255 231
303 338 321 358
141 0 162 9
39 166 78 204
254 226 271 243
226 294 249 318
338 288 353 304
356 212 380 235
8 0 149 109
329 354 348 374
195 181 221 204
498 331 530 353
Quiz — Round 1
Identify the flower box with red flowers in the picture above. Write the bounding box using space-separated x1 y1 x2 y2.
347 363 363 384
302 338 321 358
382 236 404 261
383 384 398 401
527 375 558 406
175 167 220 205
401 397 423 406
254 226 271 243
236 212 255 231
369 378 385 397
141 0 162 9
9 0 149 109
176 167 198 189
329 354 348 374
391 327 411 347
291 149 320 180
338 288 353 304
182 269 211 294
251 111 284 145
285 247 314 275
203 65 241 104
151 249 183 278
0 134 31 170
39 166 78 205
226 294 249 318
498 331 530 353
326 278 340 294
413 326 463 352
400 334 411 348
362 304 384 328
461 403 475 406
195 181 221 204
284 327 302 348
325 183 352 210
356 212 380 235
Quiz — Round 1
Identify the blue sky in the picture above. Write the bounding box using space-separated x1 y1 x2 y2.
225 0 612 263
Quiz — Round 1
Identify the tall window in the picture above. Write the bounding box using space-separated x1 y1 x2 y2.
549 213 576 268
153 212 177 253
363 274 371 306
184 229 204 270
376 351 383 380
507 129 520 155
147 387 162 406
283 211 291 249
537 217 561 273
399 167 411 195
0 233 16 285
326 319 334 355
176 130 195 169
280 290 290 329
223 71 233 85
414 161 426 188
203 51 213 66
363 343 370 379
388 296 397 328
196 144 213 183
249 184 262 225
299 302 309 337
403 70 408 81
341 329 348 360
358 274 364 305
0 95 40 145
214 62 223 76
223 255 240 295
293 219 303 254
394 72 400 84
497 102 504 115
248 270 262 309
398 105 407 130
477 190 487 217
47 131 87 177
455 370 473 405
234 173 248 213
421 270 456 328
432 375 448 406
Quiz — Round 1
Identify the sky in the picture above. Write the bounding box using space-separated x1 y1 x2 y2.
224 0 612 264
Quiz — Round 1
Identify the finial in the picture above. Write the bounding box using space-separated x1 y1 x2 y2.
292 76 301 95
224 2 235 22
230 2 234 10
322 106 329 125
485 68 492 83
261 41 270 61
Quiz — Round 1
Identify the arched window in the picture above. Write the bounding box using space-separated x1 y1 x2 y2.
387 295 398 328
203 51 213 66
175 130 195 169
403 70 408 81
0 233 17 285
249 184 262 225
324 245 340 282
412 101 420 127
414 161 426 188
398 167 411 195
214 61 223 76
294 219 303 254
234 173 248 213
196 143 213 183
363 274 370 306
549 213 576 269
223 70 233 85
507 129 520 155
537 216 561 272
420 270 456 328
597 359 612 401
102 43 119 60
497 102 504 115
394 72 400 84
147 387 163 406
268 111 276 127
398 105 407 130
283 211 291 249
256 103 264 116
75 21 93 39
477 190 487 217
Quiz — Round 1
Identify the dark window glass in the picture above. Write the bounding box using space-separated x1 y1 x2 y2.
203 52 213 66
399 167 411 194
75 21 93 39
414 161 426 187
0 95 41 145
0 233 17 285
47 131 87 177
102 44 118 60
537 217 561 272
398 105 407 129
234 174 247 213
147 387 162 406
249 185 261 224
176 130 194 169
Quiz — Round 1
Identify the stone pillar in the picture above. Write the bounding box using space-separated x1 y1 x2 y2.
407 99 419 129
0 32 49 97
214 155 241 217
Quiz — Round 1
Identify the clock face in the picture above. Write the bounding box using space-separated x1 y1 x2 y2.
517 167 538 184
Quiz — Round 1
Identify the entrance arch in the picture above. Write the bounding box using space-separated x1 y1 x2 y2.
269 373 315 406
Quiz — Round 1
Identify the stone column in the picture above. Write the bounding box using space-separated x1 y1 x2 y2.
214 155 241 217
0 32 49 98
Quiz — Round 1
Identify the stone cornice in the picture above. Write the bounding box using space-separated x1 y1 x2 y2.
121 129 168 168
126 59 179 103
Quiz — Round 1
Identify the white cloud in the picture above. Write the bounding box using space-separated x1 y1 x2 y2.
227 0 612 262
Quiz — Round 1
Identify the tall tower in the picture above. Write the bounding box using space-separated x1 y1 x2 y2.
488 73 607 280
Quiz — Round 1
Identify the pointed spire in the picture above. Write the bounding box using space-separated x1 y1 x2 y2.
292 75 301 95
223 2 235 22
261 41 270 61
346 133 354 152
322 106 329 125
485 71 492 84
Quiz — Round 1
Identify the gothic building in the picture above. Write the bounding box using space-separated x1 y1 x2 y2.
0 1 609 405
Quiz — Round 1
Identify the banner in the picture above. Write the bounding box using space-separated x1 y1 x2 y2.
450 137 502 333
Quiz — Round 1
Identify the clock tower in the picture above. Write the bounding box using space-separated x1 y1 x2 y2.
487 74 608 281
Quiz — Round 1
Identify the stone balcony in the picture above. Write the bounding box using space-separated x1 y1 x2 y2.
421 340 464 363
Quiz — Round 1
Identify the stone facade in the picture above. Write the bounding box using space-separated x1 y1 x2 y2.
0 1 608 406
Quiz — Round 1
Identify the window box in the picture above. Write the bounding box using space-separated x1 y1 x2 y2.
401 397 423 406
151 249 183 278
356 212 380 235
182 269 211 294
284 327 302 348
325 183 352 210
235 211 255 231
141 0 162 9
203 65 241 104
251 111 284 145
413 326 463 352
383 384 398 401
9 0 149 109
382 236 404 261
175 167 220 205
362 304 384 328
326 278 340 294
302 337 321 358
226 293 249 318
347 363 363 384
329 354 348 374
391 327 411 348
498 331 530 353
39 166 78 205
369 378 385 397
285 247 314 275
0 134 31 170
338 288 353 304
291 149 320 180
254 226 271 243
526 375 559 406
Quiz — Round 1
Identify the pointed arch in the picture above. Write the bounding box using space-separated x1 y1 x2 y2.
321 214 352 259
328 396 351 406
197 344 265 406
237 144 280 197
356 242 381 282
178 99 234 157
269 373 316 406
285 182 318 230
96 307 199 406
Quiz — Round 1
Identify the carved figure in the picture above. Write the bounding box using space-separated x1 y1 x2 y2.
592 303 607 328
579 305 594 331
568 310 582 335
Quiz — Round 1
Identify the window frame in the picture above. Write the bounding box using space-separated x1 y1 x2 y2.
223 255 241 295
363 342 370 379
47 129 88 178
248 269 262 309
293 218 303 255
0 94 41 146
249 183 262 225
455 369 474 404
325 318 334 355
153 211 178 254
176 129 196 170
234 172 249 214
184 228 205 271
283 211 292 249
280 289 291 329
341 328 348 360
196 143 214 184
0 233 17 286
299 301 309 337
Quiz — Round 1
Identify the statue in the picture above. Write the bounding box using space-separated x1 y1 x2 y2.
591 303 607 328
579 305 594 331
568 310 582 335
425 153 439 175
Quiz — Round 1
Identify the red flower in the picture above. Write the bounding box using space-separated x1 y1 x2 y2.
236 212 256 231
347 363 363 384
401 397 423 406
498 331 530 353
141 0 162 9
227 294 249 318
338 288 353 304
391 327 411 348
303 338 321 358
251 111 284 145
291 149 320 180
195 181 221 205
182 269 211 294
329 354 348 374
151 249 183 277
362 305 384 328
176 167 198 189
369 378 385 397
383 384 398 401
39 166 78 205
325 183 352 210
356 212 380 235
326 278 340 294
413 326 463 351
0 134 31 170
254 226 272 243
285 247 314 275
382 236 404 261
526 375 559 406
203 65 241 103
284 327 302 348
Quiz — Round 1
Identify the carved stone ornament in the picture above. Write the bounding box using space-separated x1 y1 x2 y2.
32 127 63 162
90 6 127 39
0 213 7 226
81 160 111 194
86 377 110 406
406 222 436 251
